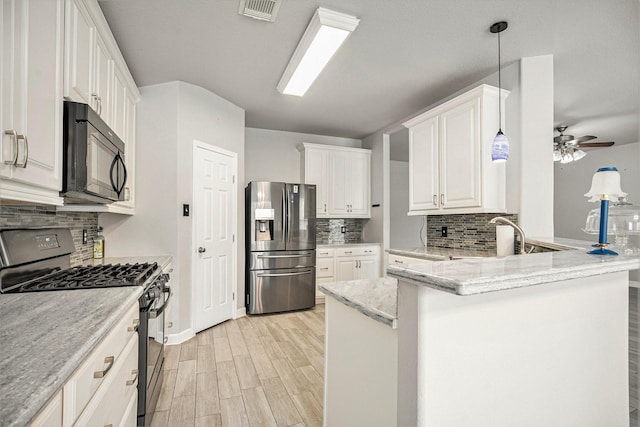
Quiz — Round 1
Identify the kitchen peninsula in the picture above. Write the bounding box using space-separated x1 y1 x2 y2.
320 249 640 427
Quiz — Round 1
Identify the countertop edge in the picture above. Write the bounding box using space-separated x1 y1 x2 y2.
387 251 640 296
319 280 397 329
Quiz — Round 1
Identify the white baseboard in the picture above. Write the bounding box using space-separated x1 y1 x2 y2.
166 327 195 345
234 307 246 319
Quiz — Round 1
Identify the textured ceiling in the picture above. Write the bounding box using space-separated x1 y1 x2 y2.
98 0 640 147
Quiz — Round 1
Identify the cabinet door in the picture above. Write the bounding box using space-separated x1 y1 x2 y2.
2 0 63 192
93 34 113 124
358 257 379 280
64 0 94 104
304 148 329 217
335 258 357 281
328 151 349 216
111 66 128 141
347 151 370 216
408 115 439 211
440 97 481 209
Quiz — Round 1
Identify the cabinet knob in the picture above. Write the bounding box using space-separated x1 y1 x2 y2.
433 195 437 205
198 247 206 253
126 369 139 386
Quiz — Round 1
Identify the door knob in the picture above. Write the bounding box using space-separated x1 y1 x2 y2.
198 247 206 253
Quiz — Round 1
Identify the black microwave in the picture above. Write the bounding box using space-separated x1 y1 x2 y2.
61 101 127 204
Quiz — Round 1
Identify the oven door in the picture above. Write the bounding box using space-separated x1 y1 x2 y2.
138 284 171 426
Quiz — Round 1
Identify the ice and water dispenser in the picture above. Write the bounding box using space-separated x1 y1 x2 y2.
254 208 275 241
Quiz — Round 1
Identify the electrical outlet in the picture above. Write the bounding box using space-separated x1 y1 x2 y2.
82 229 88 245
183 204 190 216
341 226 347 233
441 226 448 237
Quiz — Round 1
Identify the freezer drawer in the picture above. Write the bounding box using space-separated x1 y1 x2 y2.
247 267 316 314
249 250 315 270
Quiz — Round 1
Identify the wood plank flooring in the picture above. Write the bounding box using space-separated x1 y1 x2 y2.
151 304 325 427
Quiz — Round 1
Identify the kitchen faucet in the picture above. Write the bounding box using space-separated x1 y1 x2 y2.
489 217 527 255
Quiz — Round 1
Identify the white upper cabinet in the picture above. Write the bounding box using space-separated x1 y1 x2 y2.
59 0 140 214
298 143 371 219
0 0 64 205
404 84 509 215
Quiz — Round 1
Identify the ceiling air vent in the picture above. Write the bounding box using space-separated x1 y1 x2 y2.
238 0 282 22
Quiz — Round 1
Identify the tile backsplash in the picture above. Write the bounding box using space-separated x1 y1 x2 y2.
317 218 364 244
0 204 99 265
426 213 519 251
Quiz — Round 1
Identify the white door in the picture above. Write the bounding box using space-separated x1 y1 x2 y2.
335 258 357 282
193 142 237 333
328 151 349 216
347 151 370 216
408 115 439 211
358 257 379 279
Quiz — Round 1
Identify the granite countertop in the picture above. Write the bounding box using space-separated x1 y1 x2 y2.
388 246 495 260
320 277 398 328
317 242 380 247
0 286 143 426
387 249 640 296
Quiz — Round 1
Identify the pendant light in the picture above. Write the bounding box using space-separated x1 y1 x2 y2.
490 21 509 162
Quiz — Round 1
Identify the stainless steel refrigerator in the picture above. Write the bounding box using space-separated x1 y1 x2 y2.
245 182 316 314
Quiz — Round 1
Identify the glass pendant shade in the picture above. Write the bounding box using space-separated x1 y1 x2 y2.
572 149 586 161
553 149 562 162
491 130 509 162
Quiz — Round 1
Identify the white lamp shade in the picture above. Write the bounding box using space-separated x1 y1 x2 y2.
584 167 627 202
572 149 587 161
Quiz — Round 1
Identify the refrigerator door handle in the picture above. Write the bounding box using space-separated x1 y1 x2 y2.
257 269 313 278
282 187 287 243
257 254 314 259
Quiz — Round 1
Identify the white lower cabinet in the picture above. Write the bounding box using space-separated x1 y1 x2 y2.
30 391 63 427
316 245 381 293
60 300 139 427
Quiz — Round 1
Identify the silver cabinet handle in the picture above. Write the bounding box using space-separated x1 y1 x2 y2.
126 369 139 386
320 267 328 271
98 96 102 116
17 134 28 168
394 259 403 264
343 251 352 254
168 321 173 329
324 203 327 212
198 247 206 253
433 195 437 205
92 94 99 112
365 250 372 253
3 130 19 165
441 194 445 205
164 337 169 344
127 319 140 332
94 356 115 378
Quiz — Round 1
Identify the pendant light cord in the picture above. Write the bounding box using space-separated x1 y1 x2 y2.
498 29 502 132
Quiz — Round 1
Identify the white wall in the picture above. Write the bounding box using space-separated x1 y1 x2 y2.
362 131 387 247
245 127 360 183
101 81 245 338
390 161 423 248
554 142 640 240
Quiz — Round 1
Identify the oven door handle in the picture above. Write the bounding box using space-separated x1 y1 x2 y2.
149 285 171 319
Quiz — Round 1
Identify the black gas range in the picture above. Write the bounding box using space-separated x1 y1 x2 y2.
0 227 170 426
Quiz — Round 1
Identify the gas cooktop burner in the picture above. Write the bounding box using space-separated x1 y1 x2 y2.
12 262 159 293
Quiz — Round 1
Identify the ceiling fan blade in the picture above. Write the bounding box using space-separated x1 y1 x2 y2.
577 141 615 148
569 135 597 144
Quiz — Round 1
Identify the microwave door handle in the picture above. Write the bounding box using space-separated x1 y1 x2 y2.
109 154 119 194
117 154 127 196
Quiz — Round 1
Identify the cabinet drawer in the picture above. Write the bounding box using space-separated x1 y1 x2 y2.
31 390 62 427
316 258 334 278
316 247 334 258
74 334 139 427
64 302 139 424
336 245 379 257
388 254 432 267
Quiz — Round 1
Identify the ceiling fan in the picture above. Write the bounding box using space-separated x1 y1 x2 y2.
553 126 615 163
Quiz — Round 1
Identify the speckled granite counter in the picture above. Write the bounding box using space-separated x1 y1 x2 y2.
0 255 173 426
0 287 143 426
388 246 494 260
319 277 398 328
387 249 640 295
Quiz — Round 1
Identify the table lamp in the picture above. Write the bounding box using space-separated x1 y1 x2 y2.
584 167 627 255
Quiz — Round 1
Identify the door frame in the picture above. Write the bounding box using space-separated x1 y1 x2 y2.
191 140 239 331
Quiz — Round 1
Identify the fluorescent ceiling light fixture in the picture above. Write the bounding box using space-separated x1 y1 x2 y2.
277 7 360 96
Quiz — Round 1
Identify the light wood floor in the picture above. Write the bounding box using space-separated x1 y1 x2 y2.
150 304 325 427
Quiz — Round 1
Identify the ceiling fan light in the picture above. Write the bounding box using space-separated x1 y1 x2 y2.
491 130 509 162
553 149 562 162
573 149 587 161
560 151 574 164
